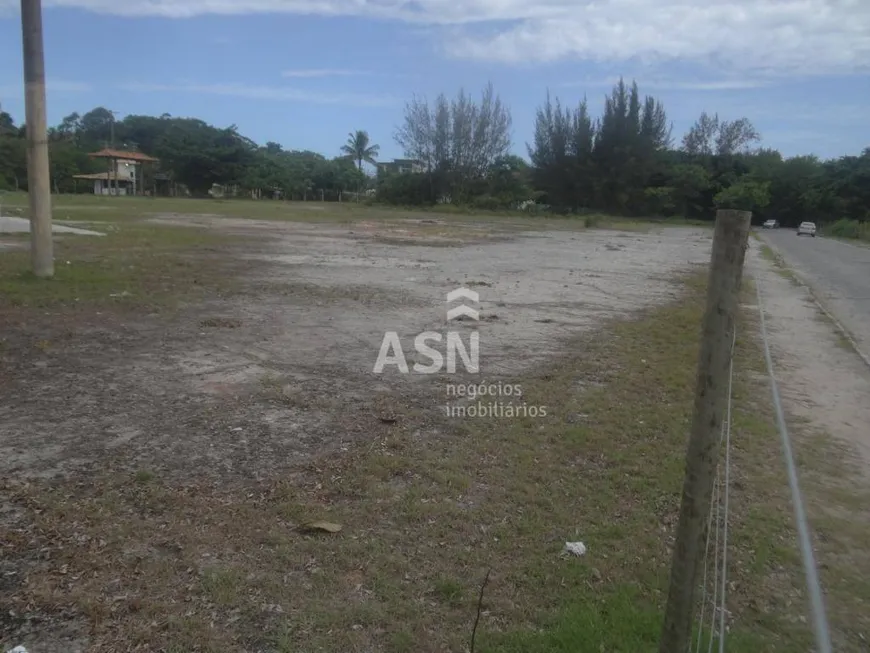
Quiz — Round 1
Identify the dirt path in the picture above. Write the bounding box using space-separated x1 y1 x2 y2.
746 239 870 649
759 229 870 366
748 240 870 471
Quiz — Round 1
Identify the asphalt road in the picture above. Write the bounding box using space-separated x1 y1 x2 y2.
759 228 870 363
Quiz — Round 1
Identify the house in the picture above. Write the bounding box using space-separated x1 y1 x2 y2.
73 148 159 196
73 161 138 196
376 159 424 177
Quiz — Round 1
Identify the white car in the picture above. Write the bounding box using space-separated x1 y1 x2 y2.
797 221 817 237
762 219 779 229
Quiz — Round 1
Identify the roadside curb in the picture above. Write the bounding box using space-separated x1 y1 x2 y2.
755 235 870 372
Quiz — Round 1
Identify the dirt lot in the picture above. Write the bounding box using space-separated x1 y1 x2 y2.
0 214 711 480
1 200 867 653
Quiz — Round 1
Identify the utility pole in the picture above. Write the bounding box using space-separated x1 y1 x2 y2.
20 0 53 278
659 209 750 653
109 109 119 148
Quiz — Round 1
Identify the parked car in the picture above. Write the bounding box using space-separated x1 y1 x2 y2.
797 221 817 237
762 219 779 229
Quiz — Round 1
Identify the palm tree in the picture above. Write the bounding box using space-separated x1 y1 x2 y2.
341 130 380 171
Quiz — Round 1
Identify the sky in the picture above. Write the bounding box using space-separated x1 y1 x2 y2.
0 0 868 163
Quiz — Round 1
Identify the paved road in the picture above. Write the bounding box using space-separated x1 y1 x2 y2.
759 229 870 362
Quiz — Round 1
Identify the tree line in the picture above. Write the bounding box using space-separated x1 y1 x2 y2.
383 79 869 226
1 77 868 226
0 106 368 199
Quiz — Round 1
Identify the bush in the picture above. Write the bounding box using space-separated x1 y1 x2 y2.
468 194 504 211
823 219 870 241
584 214 601 228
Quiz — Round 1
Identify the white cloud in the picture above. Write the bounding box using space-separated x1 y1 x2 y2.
118 82 399 107
3 0 869 76
444 0 870 76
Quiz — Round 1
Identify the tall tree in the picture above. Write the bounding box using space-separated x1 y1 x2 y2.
591 78 670 213
0 104 17 135
341 130 380 171
715 118 761 156
682 112 760 156
394 83 511 203
681 112 719 156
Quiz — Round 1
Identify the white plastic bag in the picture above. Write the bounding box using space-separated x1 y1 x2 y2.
563 541 587 556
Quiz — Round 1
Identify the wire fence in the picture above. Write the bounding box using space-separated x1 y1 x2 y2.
694 329 735 653
692 270 834 653
753 271 833 653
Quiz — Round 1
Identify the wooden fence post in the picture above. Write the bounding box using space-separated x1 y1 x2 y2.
659 209 751 653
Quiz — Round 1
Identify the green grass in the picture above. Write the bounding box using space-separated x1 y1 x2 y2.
1 191 713 232
758 243 801 285
0 222 239 309
821 218 870 242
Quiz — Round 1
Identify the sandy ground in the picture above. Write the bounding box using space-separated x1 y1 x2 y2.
0 216 106 237
746 239 870 472
0 218 714 481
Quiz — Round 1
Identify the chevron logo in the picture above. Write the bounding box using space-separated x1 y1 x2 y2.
446 286 479 322
446 287 479 304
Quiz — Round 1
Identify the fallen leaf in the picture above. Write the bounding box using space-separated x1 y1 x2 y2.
301 521 342 534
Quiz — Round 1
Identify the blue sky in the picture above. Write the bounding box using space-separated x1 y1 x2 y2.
0 0 868 162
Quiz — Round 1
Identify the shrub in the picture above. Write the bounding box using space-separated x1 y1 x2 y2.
584 214 601 228
823 219 870 241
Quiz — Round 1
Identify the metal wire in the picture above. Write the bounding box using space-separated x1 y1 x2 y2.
754 274 833 653
694 328 736 653
718 329 736 653
695 469 720 653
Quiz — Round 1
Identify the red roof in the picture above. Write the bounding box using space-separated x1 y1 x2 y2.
88 148 159 162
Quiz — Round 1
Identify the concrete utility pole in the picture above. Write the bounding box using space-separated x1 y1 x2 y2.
20 0 53 278
659 209 751 653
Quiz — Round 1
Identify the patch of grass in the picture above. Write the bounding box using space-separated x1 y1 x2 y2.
758 244 801 285
134 470 155 484
200 566 244 606
432 576 464 607
2 191 359 224
479 586 663 653
5 270 868 652
813 308 858 353
0 222 241 310
4 192 713 234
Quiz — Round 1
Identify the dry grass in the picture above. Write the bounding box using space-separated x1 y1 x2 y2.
3 264 868 652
